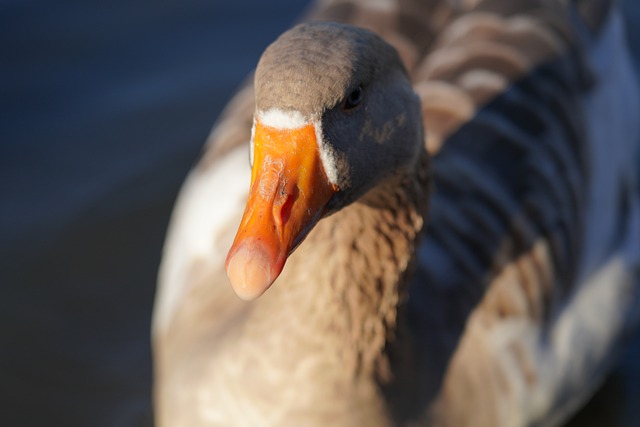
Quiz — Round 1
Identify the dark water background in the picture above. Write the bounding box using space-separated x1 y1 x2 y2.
0 1 638 426
1 1 309 425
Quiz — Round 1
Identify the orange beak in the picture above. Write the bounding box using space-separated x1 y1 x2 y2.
225 120 337 300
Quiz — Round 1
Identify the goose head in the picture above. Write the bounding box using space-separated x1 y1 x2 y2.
226 22 424 300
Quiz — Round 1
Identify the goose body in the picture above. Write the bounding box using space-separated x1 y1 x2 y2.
153 1 640 426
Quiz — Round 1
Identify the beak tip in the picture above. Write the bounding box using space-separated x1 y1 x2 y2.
226 242 277 300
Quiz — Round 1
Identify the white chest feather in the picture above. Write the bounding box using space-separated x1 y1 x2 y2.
153 145 251 336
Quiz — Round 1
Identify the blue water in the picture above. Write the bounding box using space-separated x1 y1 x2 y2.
0 1 638 426
0 1 308 426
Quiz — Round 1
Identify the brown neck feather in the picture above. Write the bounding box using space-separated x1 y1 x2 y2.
246 150 430 383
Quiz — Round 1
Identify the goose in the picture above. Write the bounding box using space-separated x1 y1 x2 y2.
152 0 640 426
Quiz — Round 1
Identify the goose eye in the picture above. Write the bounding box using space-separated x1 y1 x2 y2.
343 86 363 111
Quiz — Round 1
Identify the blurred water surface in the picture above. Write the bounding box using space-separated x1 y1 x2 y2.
0 1 308 425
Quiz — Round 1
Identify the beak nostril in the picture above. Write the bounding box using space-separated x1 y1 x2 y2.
279 186 299 226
